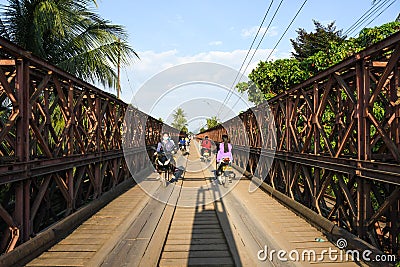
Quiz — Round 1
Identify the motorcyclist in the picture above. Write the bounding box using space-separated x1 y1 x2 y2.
155 132 182 182
216 134 233 177
179 137 186 150
185 136 190 147
200 136 212 157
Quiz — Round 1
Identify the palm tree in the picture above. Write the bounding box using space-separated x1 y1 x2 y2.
171 108 188 132
206 116 220 129
0 0 138 89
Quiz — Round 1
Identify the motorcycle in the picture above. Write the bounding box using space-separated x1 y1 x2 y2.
216 157 236 187
179 143 186 151
155 151 174 187
201 149 211 163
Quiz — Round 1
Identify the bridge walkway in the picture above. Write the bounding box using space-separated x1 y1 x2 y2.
27 141 359 266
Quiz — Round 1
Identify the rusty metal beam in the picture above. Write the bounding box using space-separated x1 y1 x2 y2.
0 36 173 254
200 31 400 255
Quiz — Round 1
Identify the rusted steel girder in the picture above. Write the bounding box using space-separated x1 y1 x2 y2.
0 37 170 254
200 32 400 255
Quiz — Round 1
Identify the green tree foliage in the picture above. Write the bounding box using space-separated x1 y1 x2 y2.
0 0 138 89
241 21 400 103
290 20 345 61
171 108 188 133
206 116 220 129
356 21 400 47
236 81 267 105
306 21 400 72
248 58 310 97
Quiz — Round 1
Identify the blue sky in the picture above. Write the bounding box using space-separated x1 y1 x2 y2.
1 0 399 131
95 0 399 130
97 0 398 55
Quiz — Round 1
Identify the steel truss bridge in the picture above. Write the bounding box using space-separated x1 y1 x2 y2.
0 31 398 266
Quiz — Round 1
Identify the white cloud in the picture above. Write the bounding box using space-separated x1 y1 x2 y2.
102 47 290 129
241 26 278 38
208 41 223 46
113 47 287 103
128 48 276 84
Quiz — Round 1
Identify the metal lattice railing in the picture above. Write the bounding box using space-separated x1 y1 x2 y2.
0 36 172 254
199 31 400 255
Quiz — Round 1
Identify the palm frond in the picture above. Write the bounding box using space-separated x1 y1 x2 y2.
0 0 138 91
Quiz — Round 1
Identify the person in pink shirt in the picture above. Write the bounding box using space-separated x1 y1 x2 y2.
216 135 233 176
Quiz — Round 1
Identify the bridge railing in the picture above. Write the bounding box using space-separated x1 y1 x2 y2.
0 36 169 254
199 31 400 255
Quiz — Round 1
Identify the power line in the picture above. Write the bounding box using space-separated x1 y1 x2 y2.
360 0 397 31
240 0 283 76
218 0 284 120
215 0 275 118
343 0 388 36
265 0 308 62
345 0 391 37
123 66 139 107
220 0 308 122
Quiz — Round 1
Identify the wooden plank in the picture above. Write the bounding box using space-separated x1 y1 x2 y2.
78 224 118 230
163 244 229 252
58 238 107 245
161 250 230 258
81 220 122 226
27 184 152 267
32 251 95 259
168 228 222 234
171 215 218 221
100 239 149 267
173 213 216 217
48 244 100 252
70 229 114 234
98 195 171 266
165 238 227 245
166 233 225 240
60 233 111 239
27 258 86 266
169 224 221 230
158 141 236 265
159 257 234 267
171 220 219 225
138 180 183 266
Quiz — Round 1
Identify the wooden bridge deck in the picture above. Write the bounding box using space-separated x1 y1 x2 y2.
27 142 360 267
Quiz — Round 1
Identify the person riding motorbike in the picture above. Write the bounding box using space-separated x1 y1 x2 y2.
200 136 212 157
179 137 186 151
216 135 233 181
185 136 190 147
155 132 182 182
